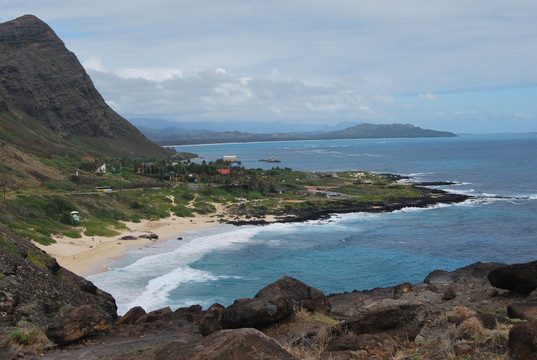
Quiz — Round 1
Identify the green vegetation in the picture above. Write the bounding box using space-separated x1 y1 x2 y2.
0 151 434 245
8 329 42 346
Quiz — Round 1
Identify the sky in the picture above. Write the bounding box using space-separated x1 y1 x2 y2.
2 1 537 133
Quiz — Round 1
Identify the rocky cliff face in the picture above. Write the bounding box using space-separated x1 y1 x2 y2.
0 15 166 157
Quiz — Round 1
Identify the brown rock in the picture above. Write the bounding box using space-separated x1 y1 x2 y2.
507 302 537 321
45 305 110 345
509 319 537 360
222 295 292 329
135 306 172 324
116 306 146 325
154 328 297 360
331 302 426 341
199 303 225 336
255 276 331 314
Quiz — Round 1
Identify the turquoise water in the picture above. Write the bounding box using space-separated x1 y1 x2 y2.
89 134 537 314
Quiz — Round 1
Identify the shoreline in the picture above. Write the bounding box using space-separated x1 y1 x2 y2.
34 185 470 278
34 214 220 277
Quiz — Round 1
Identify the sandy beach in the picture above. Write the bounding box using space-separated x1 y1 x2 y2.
34 214 221 277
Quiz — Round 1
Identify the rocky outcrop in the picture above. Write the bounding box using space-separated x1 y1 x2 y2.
45 305 111 345
154 328 297 360
0 15 167 157
199 303 225 336
321 334 398 359
0 224 117 330
331 302 427 342
221 295 293 329
116 306 146 325
488 261 537 295
254 276 331 314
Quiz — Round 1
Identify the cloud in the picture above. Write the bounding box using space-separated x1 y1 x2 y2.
2 0 536 132
418 93 440 103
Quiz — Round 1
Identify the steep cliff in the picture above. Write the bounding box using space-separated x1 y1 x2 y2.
0 15 166 157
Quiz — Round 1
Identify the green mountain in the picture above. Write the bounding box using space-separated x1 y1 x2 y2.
0 15 166 158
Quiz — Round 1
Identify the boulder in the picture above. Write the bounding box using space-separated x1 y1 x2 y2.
331 302 426 341
507 302 537 321
116 306 146 325
488 261 537 295
199 303 225 336
135 306 172 324
509 319 537 360
154 328 297 360
139 233 159 239
254 276 331 314
222 295 292 329
45 305 110 345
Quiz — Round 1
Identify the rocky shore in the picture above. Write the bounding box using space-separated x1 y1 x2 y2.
2 221 537 359
222 186 470 226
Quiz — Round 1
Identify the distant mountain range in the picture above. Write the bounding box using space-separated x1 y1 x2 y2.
138 123 457 146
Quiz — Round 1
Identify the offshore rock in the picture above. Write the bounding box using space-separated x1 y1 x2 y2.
45 305 111 345
255 276 331 314
154 328 297 360
488 261 537 295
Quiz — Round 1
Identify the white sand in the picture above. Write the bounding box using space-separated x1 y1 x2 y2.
34 214 220 277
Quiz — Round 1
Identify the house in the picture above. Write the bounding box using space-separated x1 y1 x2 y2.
223 156 237 162
94 163 106 173
217 169 231 175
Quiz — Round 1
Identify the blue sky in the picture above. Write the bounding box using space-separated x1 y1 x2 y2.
2 0 536 133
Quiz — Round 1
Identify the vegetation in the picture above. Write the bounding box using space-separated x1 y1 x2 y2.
0 151 437 244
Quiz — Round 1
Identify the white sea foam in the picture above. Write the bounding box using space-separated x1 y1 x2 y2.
90 225 263 314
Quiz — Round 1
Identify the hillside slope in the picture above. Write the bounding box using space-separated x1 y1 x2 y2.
0 15 166 158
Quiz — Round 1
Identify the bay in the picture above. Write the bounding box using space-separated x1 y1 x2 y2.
89 134 537 314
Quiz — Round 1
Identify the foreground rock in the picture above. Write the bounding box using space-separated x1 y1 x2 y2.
45 305 111 345
331 302 426 341
155 328 297 360
509 319 537 360
255 276 331 314
488 260 537 295
221 295 293 329
0 224 117 330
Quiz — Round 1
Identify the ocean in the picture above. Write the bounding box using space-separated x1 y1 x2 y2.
88 134 537 315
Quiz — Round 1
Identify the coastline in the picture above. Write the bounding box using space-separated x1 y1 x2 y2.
34 184 469 278
34 214 220 277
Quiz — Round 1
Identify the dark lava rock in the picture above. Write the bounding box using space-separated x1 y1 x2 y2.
120 235 137 240
116 306 146 325
45 305 111 345
222 295 292 329
139 233 159 239
255 276 331 314
331 302 426 341
199 303 225 336
154 327 297 360
488 261 537 295
509 319 537 360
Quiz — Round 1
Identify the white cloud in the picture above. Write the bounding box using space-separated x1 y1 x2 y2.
2 0 536 132
418 93 440 103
